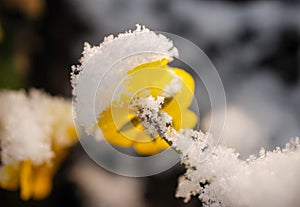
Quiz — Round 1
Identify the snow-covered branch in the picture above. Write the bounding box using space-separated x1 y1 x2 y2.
131 95 300 207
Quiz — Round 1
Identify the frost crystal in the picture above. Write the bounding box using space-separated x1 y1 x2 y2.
131 96 300 207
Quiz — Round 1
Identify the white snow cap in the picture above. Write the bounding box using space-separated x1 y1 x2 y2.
0 89 74 166
71 25 179 136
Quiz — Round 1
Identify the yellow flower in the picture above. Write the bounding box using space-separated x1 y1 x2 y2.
0 89 77 200
1 150 68 200
98 58 197 155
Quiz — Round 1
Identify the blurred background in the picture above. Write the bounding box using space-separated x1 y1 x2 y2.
0 0 299 206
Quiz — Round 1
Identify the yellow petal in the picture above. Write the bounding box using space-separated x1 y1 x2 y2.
133 137 170 155
128 58 168 74
126 64 174 96
98 59 198 155
181 110 198 129
31 149 68 200
0 164 19 190
171 68 195 107
98 106 133 147
20 160 33 200
32 164 52 199
66 126 78 143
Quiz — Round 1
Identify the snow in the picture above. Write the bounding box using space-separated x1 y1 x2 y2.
131 95 300 207
0 89 73 166
71 25 179 137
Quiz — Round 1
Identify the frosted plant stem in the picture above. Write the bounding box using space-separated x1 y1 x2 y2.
129 95 211 162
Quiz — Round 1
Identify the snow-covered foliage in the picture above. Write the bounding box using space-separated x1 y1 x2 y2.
71 25 179 137
71 0 300 157
130 96 211 156
131 95 300 207
177 138 300 207
0 89 74 166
